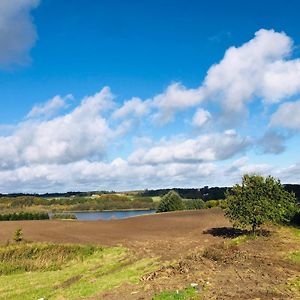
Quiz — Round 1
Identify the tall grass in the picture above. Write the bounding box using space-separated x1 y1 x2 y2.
0 243 100 275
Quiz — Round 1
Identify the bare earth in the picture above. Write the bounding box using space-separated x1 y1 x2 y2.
0 209 229 259
1 208 299 299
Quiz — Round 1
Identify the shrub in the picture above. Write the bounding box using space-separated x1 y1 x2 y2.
0 212 49 221
184 199 205 210
219 199 228 209
225 174 297 233
205 200 219 209
157 191 184 213
13 228 23 243
51 213 77 220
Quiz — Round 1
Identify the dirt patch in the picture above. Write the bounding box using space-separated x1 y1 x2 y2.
100 227 300 299
0 209 230 260
1 209 299 299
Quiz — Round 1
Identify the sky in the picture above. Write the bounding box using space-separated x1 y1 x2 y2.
1 0 300 193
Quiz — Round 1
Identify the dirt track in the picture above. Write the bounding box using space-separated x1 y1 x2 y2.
0 209 230 258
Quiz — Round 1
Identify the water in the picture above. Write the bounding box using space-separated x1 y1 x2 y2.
54 210 156 221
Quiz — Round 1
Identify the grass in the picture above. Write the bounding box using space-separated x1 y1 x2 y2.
153 287 199 300
287 251 300 263
290 227 300 238
0 243 158 300
0 243 98 275
152 196 162 203
230 234 254 245
289 276 300 292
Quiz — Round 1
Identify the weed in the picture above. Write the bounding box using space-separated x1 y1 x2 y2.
287 251 300 263
13 228 23 243
153 287 199 300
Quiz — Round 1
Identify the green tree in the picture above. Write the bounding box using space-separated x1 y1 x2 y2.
225 174 297 233
157 191 184 213
184 199 205 210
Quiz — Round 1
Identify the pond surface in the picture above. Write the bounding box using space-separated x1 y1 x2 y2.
57 210 156 220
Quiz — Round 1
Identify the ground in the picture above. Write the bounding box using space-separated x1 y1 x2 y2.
0 208 299 299
0 209 229 260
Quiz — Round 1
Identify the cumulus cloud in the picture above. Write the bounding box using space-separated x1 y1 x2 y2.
27 94 73 119
201 29 300 114
151 83 203 124
0 0 39 68
115 29 300 126
0 159 219 192
0 156 293 193
192 108 211 127
270 99 300 130
128 130 251 165
2 28 300 192
0 87 114 169
112 97 151 119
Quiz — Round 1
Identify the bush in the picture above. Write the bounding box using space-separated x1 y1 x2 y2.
184 199 205 210
225 174 297 233
219 199 228 209
0 212 49 221
205 200 219 209
51 213 77 220
13 228 23 243
157 191 184 213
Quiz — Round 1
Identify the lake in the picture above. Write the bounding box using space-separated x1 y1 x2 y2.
56 210 156 220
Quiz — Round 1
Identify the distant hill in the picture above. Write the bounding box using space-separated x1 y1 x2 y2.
0 184 299 202
141 184 300 202
141 186 228 200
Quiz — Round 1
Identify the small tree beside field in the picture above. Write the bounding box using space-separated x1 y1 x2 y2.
13 228 23 243
157 191 184 213
225 174 297 233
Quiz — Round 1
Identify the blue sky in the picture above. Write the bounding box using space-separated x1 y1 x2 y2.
1 0 300 192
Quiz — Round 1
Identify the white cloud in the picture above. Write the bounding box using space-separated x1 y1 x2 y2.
152 83 203 124
0 0 39 68
128 130 250 165
1 156 295 193
27 94 73 119
112 97 151 119
270 99 300 130
192 108 211 127
113 29 300 126
202 29 300 114
2 28 300 192
0 87 115 169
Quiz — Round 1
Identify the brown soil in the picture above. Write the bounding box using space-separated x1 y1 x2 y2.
0 208 299 299
0 208 229 260
101 227 300 300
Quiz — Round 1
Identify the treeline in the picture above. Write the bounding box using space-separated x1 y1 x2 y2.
0 194 156 211
141 184 300 202
65 196 156 211
141 187 228 200
284 184 300 201
0 191 113 198
0 212 49 221
1 184 299 201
